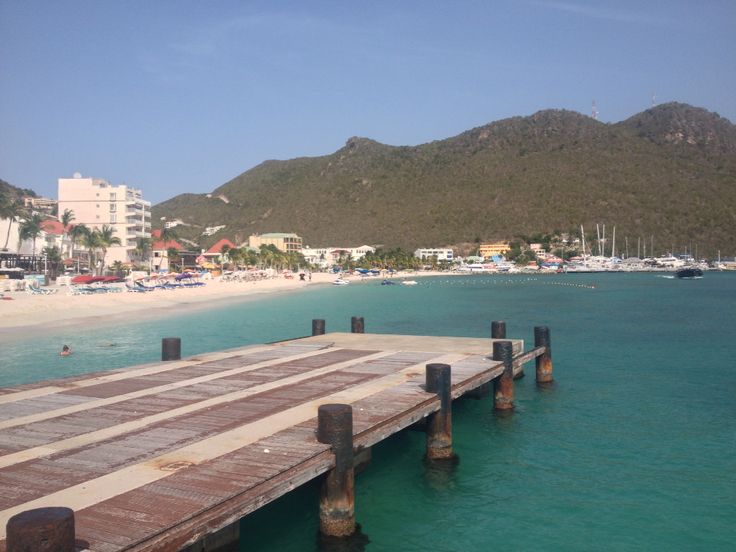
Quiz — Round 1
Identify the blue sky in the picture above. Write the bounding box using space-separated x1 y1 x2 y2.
1 0 734 204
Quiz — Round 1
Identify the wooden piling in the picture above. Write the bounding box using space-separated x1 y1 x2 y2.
6 507 75 552
161 337 181 361
312 319 326 336
316 403 355 537
350 316 365 334
534 326 554 385
491 320 506 339
425 363 454 460
493 340 514 412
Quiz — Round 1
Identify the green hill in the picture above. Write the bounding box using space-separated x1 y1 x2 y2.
153 102 736 257
0 178 36 203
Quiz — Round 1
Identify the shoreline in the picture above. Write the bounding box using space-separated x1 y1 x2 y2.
0 271 449 344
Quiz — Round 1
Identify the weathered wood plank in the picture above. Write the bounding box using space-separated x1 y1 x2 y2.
0 332 539 552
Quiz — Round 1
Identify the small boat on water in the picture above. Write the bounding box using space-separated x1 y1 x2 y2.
675 267 703 279
400 280 418 286
333 278 350 285
381 279 396 286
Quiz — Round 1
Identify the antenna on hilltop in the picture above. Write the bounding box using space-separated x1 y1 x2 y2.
591 100 599 120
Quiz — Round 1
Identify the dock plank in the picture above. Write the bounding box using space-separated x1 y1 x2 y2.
0 333 528 551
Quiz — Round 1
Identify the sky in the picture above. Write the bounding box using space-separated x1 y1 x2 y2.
1 0 735 204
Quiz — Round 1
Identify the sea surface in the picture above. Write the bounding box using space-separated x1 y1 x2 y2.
2 273 735 551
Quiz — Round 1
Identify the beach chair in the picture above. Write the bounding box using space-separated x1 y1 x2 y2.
126 281 151 292
26 281 57 295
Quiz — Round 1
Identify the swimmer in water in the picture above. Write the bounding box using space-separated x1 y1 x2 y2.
60 345 72 357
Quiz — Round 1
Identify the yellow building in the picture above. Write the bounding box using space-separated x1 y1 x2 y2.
248 233 303 253
479 242 510 259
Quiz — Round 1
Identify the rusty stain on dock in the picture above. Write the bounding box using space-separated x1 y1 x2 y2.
0 333 524 552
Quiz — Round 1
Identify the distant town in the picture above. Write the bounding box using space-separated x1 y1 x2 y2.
2 173 735 288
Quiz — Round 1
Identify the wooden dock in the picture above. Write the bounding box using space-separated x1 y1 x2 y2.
0 330 549 551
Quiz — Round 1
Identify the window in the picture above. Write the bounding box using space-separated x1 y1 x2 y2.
110 214 117 223
109 203 116 212
110 193 116 200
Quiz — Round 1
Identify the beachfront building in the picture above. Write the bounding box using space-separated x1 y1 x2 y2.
414 248 454 262
300 245 376 268
349 245 375 260
300 247 333 268
202 238 237 265
479 242 510 260
57 173 152 265
248 233 302 253
39 220 69 254
151 230 184 272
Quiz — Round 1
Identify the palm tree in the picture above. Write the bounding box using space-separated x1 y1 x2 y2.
60 209 75 258
158 227 178 245
82 230 102 274
0 196 24 251
95 225 121 274
134 237 152 264
259 244 275 269
42 246 63 279
68 224 90 271
167 247 181 272
111 260 125 277
18 213 45 256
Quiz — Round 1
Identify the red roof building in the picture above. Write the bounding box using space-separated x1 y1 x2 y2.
151 239 184 251
205 239 237 255
40 220 65 235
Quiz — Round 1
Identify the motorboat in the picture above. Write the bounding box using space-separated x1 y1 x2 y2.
333 278 350 285
675 267 703 279
381 279 396 285
400 280 418 286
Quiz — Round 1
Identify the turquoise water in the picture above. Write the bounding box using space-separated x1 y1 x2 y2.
2 273 735 550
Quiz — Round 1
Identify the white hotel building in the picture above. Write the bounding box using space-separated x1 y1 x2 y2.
414 248 454 262
57 173 151 265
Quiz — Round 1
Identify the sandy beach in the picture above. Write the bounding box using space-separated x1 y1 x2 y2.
0 271 445 341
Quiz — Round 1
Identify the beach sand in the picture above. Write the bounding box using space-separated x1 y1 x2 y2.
0 271 445 341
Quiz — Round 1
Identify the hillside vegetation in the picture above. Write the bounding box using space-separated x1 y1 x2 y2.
152 102 735 256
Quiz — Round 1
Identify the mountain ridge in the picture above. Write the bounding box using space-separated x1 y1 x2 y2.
135 103 736 256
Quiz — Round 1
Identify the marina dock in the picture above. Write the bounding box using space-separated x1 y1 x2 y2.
0 322 552 551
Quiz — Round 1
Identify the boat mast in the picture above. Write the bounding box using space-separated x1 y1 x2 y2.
596 224 601 256
611 226 616 259
580 225 587 262
602 225 606 257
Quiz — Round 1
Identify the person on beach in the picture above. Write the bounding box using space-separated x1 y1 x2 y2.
60 345 72 356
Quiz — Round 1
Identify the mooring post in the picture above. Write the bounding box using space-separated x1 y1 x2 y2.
161 337 181 361
317 404 355 537
491 320 506 339
491 320 523 380
425 363 454 460
312 319 326 336
534 326 554 385
6 507 75 552
493 340 514 412
350 316 365 334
